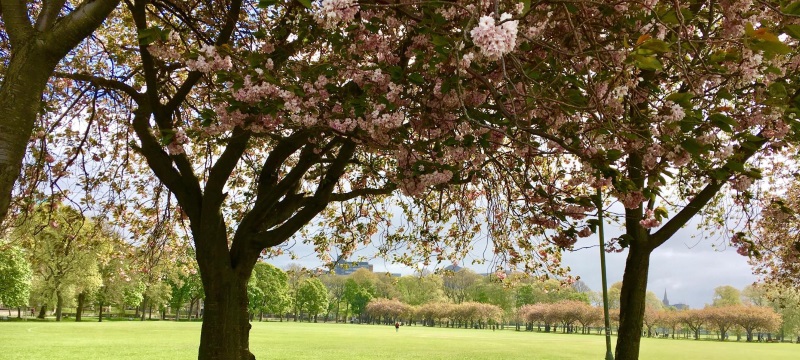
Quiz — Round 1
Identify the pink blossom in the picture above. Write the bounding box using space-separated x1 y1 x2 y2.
638 209 662 229
320 0 359 27
470 13 519 59
621 191 645 209
495 270 507 280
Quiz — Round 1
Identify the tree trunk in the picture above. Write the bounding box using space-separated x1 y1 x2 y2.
614 242 652 360
76 292 86 322
0 47 55 222
197 277 254 360
98 301 104 322
55 291 64 321
140 295 148 321
37 305 46 319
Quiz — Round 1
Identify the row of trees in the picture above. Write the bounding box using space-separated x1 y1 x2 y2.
366 298 504 329
0 203 204 322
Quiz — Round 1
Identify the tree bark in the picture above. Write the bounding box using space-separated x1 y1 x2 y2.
140 294 148 321
197 276 254 360
98 301 104 322
614 242 652 360
55 291 64 321
75 292 85 322
37 305 46 319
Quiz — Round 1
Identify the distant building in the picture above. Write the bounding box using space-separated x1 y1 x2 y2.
333 261 373 275
662 289 689 310
442 264 463 273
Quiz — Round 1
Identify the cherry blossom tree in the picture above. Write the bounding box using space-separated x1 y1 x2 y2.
0 0 120 223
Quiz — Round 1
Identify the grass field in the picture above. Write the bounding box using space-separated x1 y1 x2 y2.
0 321 797 359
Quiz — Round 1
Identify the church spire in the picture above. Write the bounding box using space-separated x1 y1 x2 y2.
662 289 669 306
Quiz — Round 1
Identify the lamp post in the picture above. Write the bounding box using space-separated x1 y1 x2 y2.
596 188 614 360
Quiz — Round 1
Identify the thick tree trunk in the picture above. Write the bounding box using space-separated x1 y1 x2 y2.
0 47 53 223
76 292 86 322
55 291 64 321
198 277 254 360
37 305 46 319
614 243 652 360
98 302 104 322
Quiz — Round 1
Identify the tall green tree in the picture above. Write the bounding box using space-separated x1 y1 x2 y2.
20 204 103 321
0 244 31 316
247 262 289 321
296 277 328 322
712 285 743 307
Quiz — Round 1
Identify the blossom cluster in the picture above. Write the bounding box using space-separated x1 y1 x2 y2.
186 44 233 73
167 129 188 155
470 13 519 58
638 209 662 229
319 0 359 28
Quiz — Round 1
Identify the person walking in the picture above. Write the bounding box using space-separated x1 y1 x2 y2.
395 322 400 332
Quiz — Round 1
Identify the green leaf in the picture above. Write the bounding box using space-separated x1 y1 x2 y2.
654 207 669 221
666 92 693 108
617 234 634 248
681 138 702 155
785 24 800 40
726 161 746 173
708 113 738 133
296 0 312 9
606 149 623 161
408 73 425 85
631 55 663 71
639 39 671 53
768 82 788 99
784 1 800 16
137 26 165 46
258 0 278 8
749 39 792 56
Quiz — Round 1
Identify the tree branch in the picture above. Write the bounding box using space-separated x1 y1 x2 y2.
35 0 68 32
41 0 121 57
164 0 243 114
650 134 768 249
255 131 310 199
53 71 143 101
256 140 358 248
204 127 252 207
130 106 201 220
329 185 396 202
0 0 34 49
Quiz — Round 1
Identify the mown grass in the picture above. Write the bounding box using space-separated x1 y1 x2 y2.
0 320 797 359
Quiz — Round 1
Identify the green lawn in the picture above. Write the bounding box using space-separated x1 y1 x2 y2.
0 321 797 359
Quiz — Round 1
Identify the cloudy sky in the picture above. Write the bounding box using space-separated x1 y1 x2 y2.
270 212 758 309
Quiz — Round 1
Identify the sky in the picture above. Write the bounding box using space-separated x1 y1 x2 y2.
269 212 759 309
